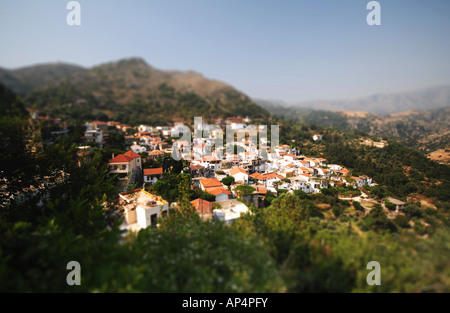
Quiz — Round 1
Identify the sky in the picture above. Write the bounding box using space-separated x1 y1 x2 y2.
1 0 450 103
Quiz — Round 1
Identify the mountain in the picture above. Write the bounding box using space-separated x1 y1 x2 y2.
290 86 450 115
2 58 269 124
0 63 85 96
257 99 450 151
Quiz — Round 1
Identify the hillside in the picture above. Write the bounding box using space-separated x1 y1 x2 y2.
0 63 85 96
287 86 450 115
2 58 269 125
258 100 450 151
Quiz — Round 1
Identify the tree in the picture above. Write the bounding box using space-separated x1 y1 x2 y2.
363 206 397 233
353 201 364 212
221 176 235 190
394 215 410 228
234 185 256 199
332 206 342 217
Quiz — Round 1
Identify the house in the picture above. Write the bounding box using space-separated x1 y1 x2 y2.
143 168 163 185
199 178 223 192
85 129 104 147
229 167 248 184
201 155 222 171
148 150 165 160
248 172 283 188
385 197 406 212
109 150 142 177
190 198 214 219
189 164 205 178
213 199 249 224
313 134 323 141
299 160 310 168
91 121 108 131
291 176 313 193
138 125 153 133
119 189 169 230
130 144 146 154
206 187 232 202
340 168 352 176
350 176 372 188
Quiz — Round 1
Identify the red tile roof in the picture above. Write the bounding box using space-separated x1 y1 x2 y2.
124 150 141 159
143 168 163 176
110 154 133 163
190 199 213 214
229 167 247 176
200 178 223 188
206 187 232 196
150 150 164 156
249 173 265 180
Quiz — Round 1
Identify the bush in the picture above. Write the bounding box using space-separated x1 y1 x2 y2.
394 215 410 228
404 204 422 219
332 206 342 217
294 190 310 200
339 214 349 222
363 206 397 233
414 221 426 236
353 201 364 212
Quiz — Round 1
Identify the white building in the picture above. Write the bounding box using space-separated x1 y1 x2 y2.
85 129 104 147
119 189 169 230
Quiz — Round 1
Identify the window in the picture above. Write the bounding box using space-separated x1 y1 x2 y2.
122 165 126 170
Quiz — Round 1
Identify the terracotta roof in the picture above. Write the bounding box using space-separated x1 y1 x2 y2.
249 173 265 180
190 199 213 214
229 167 247 176
110 154 133 163
201 155 219 162
300 173 312 178
124 150 141 159
206 187 232 196
341 169 350 173
150 150 164 156
190 164 204 170
263 172 283 180
200 178 222 188
143 168 163 176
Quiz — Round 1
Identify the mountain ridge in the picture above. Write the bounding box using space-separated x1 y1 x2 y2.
0 57 269 125
287 85 450 115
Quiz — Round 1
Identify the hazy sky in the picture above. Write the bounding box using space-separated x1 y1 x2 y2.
1 0 450 103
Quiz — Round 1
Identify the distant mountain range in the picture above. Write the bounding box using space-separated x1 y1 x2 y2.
277 86 450 115
0 58 269 124
256 98 450 150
